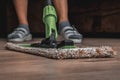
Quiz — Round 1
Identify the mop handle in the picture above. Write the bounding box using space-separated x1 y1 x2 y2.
46 0 52 5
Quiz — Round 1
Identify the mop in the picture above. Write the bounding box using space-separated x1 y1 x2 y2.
5 0 116 59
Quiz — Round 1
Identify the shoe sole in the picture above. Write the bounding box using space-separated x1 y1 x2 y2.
70 39 82 44
8 34 32 42
59 35 82 44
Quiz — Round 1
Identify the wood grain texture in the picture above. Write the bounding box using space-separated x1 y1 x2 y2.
0 38 120 80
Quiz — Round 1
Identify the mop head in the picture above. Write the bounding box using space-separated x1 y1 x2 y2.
5 43 116 59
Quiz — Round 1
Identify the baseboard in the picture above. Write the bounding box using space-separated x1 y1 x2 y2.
31 32 120 38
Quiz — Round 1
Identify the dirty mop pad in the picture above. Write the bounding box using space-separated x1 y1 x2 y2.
5 43 116 59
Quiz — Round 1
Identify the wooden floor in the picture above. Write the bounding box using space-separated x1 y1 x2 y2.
0 38 120 80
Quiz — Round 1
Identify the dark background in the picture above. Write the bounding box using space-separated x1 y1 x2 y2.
0 0 120 38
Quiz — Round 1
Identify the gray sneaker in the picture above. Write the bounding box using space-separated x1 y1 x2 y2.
8 27 32 42
60 26 83 43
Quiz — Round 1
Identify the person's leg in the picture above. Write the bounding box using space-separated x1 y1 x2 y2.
13 0 28 25
7 0 32 42
53 0 83 43
53 0 68 23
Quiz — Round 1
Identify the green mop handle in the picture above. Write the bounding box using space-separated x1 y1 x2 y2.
43 0 58 38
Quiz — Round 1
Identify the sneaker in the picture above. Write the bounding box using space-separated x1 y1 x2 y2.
7 27 32 42
60 26 83 43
